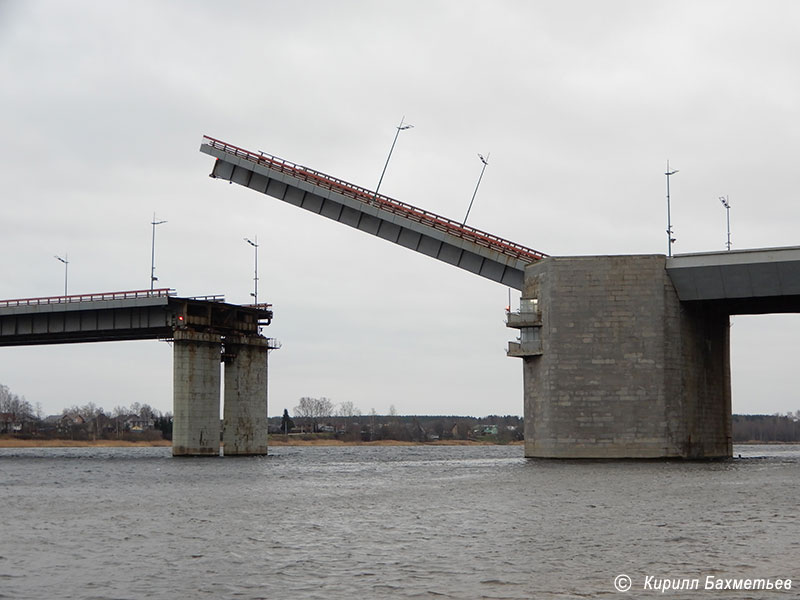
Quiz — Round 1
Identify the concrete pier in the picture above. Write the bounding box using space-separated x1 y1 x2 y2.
172 330 223 456
222 335 269 456
512 255 731 459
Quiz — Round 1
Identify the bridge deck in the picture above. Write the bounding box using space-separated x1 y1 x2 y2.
0 289 273 346
667 246 800 314
200 135 546 290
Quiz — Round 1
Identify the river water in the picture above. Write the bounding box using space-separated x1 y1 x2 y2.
1 444 798 599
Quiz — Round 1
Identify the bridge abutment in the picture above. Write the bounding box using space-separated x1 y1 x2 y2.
222 336 269 456
172 330 223 456
515 255 731 459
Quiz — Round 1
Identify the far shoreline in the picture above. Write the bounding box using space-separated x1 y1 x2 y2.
2 438 795 449
0 437 521 448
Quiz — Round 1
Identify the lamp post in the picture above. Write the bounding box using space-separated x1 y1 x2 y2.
245 236 265 400
665 161 678 257
244 236 259 305
54 254 69 297
719 195 731 251
463 152 490 225
150 213 167 291
375 116 413 199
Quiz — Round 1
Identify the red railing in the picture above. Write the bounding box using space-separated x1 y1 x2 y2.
202 135 548 264
0 288 175 308
186 294 226 303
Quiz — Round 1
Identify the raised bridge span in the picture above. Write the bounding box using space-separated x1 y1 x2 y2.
200 135 546 290
201 136 800 459
0 288 276 456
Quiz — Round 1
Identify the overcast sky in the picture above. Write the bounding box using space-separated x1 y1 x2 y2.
1 0 799 418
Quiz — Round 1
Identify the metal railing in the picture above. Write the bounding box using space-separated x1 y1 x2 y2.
186 294 226 303
0 288 175 308
202 135 548 264
242 302 273 310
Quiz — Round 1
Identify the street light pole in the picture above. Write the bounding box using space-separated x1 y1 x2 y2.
463 152 490 225
54 254 69 297
375 116 413 199
719 195 731 251
665 161 678 257
150 213 167 291
244 237 259 304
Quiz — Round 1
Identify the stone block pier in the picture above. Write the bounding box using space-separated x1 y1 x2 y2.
511 255 730 458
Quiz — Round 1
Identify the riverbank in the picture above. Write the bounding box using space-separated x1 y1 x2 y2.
3 437 796 448
0 438 172 448
0 437 519 448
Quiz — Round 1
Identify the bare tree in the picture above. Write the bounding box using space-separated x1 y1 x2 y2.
369 407 377 441
337 401 361 418
293 397 334 432
63 402 104 420
83 402 104 419
0 384 35 422
138 403 156 420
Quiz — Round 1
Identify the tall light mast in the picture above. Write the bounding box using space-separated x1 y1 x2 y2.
150 213 167 291
665 162 678 257
463 153 490 225
375 116 413 199
719 196 731 251
244 236 259 304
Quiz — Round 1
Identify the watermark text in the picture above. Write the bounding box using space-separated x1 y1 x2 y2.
614 574 793 594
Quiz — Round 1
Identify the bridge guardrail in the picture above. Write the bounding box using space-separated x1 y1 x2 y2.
242 302 273 310
202 135 548 264
186 294 226 303
0 288 175 308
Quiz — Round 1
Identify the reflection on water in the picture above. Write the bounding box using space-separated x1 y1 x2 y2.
1 444 798 599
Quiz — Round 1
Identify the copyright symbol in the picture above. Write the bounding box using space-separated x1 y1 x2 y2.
614 574 632 592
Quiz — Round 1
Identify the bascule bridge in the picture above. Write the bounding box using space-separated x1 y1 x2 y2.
200 135 800 459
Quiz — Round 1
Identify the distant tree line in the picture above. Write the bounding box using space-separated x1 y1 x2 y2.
0 384 172 441
278 396 523 443
282 399 800 444
5 383 800 444
733 413 800 443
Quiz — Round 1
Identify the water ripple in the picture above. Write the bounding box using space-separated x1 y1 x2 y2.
1 444 798 598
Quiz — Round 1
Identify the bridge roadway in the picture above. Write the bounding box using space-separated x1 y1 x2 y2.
667 246 800 312
0 289 276 457
200 135 547 290
201 135 800 459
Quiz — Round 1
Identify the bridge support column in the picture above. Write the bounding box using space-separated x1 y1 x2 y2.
172 330 222 456
517 255 731 459
222 335 269 456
